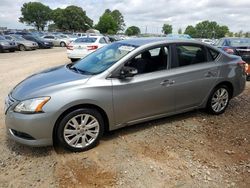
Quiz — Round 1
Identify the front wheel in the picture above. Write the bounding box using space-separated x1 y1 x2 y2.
56 108 104 152
207 85 230 115
19 44 26 51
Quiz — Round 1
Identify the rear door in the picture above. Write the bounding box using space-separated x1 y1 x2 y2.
170 43 219 111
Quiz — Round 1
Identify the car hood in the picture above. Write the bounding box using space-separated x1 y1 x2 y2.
11 65 91 100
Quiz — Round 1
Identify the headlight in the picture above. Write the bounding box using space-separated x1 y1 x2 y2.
14 97 50 113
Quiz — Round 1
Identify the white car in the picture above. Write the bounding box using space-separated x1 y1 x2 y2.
41 35 70 47
67 36 109 62
200 39 213 45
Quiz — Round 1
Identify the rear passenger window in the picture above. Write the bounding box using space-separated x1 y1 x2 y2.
208 48 219 60
176 45 207 67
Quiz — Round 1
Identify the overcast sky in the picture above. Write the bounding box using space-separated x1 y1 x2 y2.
0 0 250 33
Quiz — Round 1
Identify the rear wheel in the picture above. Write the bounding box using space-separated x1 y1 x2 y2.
56 108 104 152
207 85 230 115
19 44 26 51
60 42 66 47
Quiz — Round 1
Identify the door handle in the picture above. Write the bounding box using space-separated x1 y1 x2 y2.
160 79 175 86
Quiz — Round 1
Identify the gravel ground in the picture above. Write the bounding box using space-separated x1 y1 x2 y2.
0 48 249 188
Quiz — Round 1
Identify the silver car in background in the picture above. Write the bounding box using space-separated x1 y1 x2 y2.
5 38 246 152
4 35 38 51
41 35 70 47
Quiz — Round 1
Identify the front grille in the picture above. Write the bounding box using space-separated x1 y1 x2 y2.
10 129 35 140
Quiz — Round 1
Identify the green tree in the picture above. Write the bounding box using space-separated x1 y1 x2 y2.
52 6 93 32
245 32 250 37
162 24 172 34
184 21 230 38
19 2 52 31
125 26 141 36
184 25 197 37
178 28 182 34
48 23 58 32
95 11 118 34
111 10 125 31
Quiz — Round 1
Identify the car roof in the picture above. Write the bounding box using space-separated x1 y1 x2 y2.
118 37 203 47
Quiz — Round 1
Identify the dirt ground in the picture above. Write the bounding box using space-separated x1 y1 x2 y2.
0 48 249 188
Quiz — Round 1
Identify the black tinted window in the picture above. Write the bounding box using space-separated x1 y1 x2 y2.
176 45 207 67
127 46 169 74
75 37 97 43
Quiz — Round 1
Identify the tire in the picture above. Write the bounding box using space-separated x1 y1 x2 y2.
60 42 66 47
19 44 26 51
206 85 230 115
56 108 104 152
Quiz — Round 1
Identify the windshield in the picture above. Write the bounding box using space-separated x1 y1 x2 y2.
229 38 250 47
0 36 5 40
75 37 97 43
70 42 137 75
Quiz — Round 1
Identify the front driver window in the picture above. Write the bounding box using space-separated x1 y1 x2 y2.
126 46 169 74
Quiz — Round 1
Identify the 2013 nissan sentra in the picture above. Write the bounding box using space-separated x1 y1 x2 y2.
5 38 246 152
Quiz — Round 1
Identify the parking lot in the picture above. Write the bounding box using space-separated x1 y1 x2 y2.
0 48 249 187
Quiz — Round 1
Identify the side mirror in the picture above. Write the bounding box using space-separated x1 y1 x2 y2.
119 66 138 79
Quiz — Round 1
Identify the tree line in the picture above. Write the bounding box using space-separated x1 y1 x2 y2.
19 2 249 38
19 2 140 35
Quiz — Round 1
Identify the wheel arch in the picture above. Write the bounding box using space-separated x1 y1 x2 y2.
214 81 234 98
52 103 110 143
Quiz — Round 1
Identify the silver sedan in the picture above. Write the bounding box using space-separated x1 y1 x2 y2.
5 38 246 152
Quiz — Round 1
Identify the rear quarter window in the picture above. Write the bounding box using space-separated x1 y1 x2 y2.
208 48 220 60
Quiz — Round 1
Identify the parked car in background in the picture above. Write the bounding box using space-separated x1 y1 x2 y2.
214 37 250 80
5 38 246 152
200 38 214 45
166 34 192 40
22 35 53 49
41 35 70 47
67 36 109 62
56 34 78 42
4 35 38 51
0 36 17 52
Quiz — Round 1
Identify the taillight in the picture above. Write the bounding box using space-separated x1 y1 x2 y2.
224 47 234 54
66 43 73 50
237 60 248 73
87 45 98 50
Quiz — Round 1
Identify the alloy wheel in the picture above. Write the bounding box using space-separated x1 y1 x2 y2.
63 114 100 148
211 88 229 113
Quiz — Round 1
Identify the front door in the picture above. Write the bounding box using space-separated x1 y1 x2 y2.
111 46 176 126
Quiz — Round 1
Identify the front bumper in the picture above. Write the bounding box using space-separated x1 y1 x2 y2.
2 45 16 51
5 110 54 147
